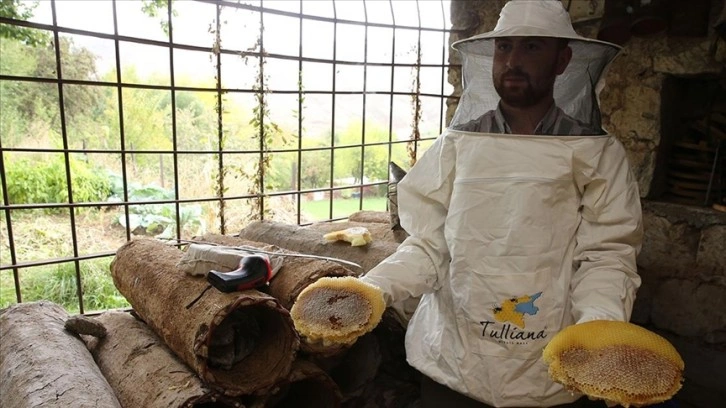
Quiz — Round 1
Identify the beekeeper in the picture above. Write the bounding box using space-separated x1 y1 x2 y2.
361 1 643 407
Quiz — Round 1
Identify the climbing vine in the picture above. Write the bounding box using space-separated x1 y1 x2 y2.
243 33 282 221
210 5 230 234
408 42 423 168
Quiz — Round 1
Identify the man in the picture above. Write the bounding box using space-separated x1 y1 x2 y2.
360 1 643 407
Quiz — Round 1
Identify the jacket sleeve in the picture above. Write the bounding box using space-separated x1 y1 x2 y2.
361 135 456 307
571 137 643 323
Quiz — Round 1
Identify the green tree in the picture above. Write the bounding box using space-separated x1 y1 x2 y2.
0 0 49 46
220 101 256 151
140 0 177 36
300 141 332 190
0 38 34 143
100 68 170 165
158 90 216 151
333 122 403 183
0 36 104 148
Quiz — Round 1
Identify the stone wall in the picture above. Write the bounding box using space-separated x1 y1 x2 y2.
448 1 726 407
598 4 724 198
633 201 726 408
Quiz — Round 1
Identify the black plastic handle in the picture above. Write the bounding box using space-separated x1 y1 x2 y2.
206 254 271 293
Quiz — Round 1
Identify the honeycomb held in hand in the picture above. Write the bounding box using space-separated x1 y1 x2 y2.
290 277 385 346
542 320 684 407
323 227 372 246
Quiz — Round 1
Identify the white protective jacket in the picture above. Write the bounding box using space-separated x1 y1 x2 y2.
362 2 644 405
362 130 643 406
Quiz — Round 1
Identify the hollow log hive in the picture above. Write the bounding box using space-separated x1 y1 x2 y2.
110 238 299 397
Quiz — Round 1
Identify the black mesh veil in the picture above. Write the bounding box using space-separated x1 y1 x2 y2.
448 1 621 135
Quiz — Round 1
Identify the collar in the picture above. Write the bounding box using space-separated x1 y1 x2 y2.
494 103 560 135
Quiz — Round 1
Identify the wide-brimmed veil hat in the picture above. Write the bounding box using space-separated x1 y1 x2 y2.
449 0 622 134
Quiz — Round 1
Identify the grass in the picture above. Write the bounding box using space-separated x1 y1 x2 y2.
301 196 387 221
0 259 129 314
1 209 129 313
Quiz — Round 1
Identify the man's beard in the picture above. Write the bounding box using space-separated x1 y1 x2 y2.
493 68 556 108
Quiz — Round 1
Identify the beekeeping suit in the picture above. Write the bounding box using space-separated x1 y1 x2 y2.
361 1 643 406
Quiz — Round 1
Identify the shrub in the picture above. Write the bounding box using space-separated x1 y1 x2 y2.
3 156 112 211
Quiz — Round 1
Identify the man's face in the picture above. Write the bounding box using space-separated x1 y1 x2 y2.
492 37 571 108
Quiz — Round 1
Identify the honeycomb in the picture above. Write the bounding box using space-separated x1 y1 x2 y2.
323 227 372 247
543 320 684 407
290 276 385 345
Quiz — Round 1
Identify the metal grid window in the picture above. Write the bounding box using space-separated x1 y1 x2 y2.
0 0 456 313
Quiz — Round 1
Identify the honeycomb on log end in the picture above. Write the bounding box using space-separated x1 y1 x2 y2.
290 276 385 346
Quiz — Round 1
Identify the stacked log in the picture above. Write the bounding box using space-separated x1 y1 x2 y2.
2 213 417 407
110 239 299 397
235 220 400 273
110 237 356 406
85 311 243 408
347 210 392 224
194 234 386 397
225 215 421 407
85 310 343 408
0 301 122 408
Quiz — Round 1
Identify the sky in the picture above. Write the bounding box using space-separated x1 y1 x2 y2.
25 0 454 137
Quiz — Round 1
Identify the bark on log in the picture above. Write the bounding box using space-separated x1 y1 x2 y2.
306 220 404 244
237 220 400 273
347 211 390 224
110 238 299 397
249 360 342 408
0 301 122 408
86 311 244 408
65 314 107 338
195 235 355 311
